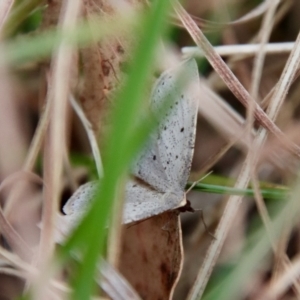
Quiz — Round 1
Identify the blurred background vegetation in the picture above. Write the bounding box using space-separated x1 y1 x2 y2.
1 0 300 299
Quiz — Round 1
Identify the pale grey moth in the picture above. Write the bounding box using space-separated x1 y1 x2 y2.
60 59 199 228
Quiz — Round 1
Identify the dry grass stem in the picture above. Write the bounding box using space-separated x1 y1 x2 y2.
174 1 300 159
250 175 300 295
183 2 300 298
250 0 280 102
189 30 300 300
177 0 276 32
182 42 295 59
261 254 300 299
35 0 82 299
0 208 32 262
70 95 103 178
39 0 81 264
205 0 292 94
248 0 280 273
23 75 51 172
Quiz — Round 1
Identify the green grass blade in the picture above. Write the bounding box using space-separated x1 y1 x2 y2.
188 182 288 200
58 1 172 299
4 16 138 65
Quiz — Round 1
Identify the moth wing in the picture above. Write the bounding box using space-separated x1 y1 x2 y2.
62 181 98 216
132 59 199 192
123 179 185 224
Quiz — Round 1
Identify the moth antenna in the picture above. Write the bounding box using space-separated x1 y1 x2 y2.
186 170 213 194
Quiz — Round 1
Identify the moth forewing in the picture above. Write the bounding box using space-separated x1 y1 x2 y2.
60 59 199 228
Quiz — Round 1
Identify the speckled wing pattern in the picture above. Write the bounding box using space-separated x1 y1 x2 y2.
61 60 199 225
63 181 98 217
124 59 199 223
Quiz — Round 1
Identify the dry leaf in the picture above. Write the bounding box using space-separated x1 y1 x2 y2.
119 211 183 300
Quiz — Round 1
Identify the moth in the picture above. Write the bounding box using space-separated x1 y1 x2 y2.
61 59 199 230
